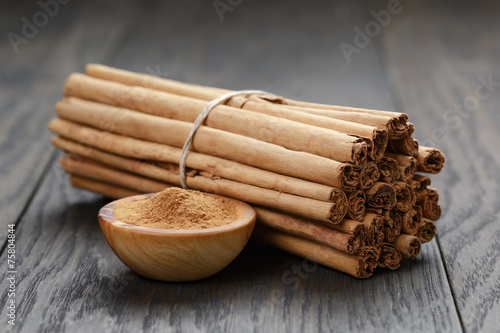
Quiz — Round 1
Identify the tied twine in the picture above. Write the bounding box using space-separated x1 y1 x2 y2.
179 90 271 189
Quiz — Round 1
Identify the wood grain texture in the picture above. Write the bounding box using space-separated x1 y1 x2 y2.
379 1 500 332
1 0 490 331
0 0 140 244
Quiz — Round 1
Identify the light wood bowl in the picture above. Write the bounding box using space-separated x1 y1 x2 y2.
98 193 256 282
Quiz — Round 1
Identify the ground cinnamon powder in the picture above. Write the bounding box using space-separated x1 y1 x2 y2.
113 187 238 229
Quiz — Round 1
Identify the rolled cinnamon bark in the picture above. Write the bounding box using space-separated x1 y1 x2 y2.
394 234 421 257
278 102 408 140
416 188 442 220
345 190 366 221
357 162 380 190
49 128 344 203
60 156 168 193
239 101 387 162
86 64 389 162
397 209 419 235
382 209 402 243
415 218 437 243
227 96 388 162
387 134 419 157
63 74 369 166
59 149 348 223
384 152 417 182
407 122 415 135
413 174 431 189
361 213 384 248
328 219 367 242
413 205 423 223
53 98 359 190
237 100 389 162
70 174 140 199
415 188 428 202
377 242 402 270
377 156 399 183
254 207 364 254
252 225 378 278
86 63 228 99
71 152 346 223
416 146 445 174
369 129 389 162
408 179 421 192
365 182 396 210
393 181 416 212
192 169 347 224
85 63 407 141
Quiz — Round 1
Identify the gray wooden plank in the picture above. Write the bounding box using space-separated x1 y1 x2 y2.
378 1 500 332
111 1 395 110
0 0 140 244
1 0 462 332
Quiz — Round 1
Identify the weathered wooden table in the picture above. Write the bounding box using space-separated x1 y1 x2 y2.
1 1 499 332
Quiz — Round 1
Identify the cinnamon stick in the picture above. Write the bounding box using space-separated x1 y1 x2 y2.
387 134 419 157
70 174 140 199
227 94 388 161
415 188 428 202
58 151 347 224
357 162 380 190
407 179 421 192
397 209 419 235
365 182 396 210
384 152 417 182
393 181 416 212
86 63 392 159
413 205 423 222
229 98 388 162
377 242 402 270
63 74 369 166
394 234 421 257
345 190 366 221
413 174 431 189
416 188 442 220
85 63 395 128
416 146 445 174
382 209 402 243
328 219 367 240
252 225 379 278
60 156 168 193
254 207 364 254
53 98 359 190
86 63 228 100
415 218 437 243
377 156 399 183
407 122 415 135
49 126 345 203
361 213 384 248
276 102 408 140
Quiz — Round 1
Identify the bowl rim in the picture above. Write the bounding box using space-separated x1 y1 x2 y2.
98 192 256 236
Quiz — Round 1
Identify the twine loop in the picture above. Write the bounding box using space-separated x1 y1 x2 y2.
179 90 271 189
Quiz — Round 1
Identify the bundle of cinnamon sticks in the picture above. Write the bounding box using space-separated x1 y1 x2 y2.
48 64 445 279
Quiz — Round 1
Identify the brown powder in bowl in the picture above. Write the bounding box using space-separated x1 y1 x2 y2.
113 187 238 229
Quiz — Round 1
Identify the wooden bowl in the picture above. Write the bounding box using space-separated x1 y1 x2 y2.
98 193 256 282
